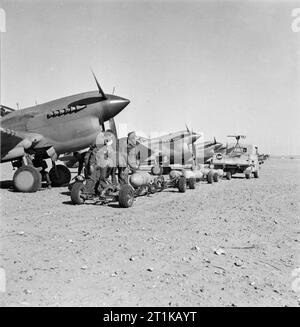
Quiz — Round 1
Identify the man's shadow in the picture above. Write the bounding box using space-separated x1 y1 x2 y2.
0 180 13 189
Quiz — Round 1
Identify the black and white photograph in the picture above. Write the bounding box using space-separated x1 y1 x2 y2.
0 0 299 309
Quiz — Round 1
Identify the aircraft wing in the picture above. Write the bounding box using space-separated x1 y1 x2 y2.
0 127 44 162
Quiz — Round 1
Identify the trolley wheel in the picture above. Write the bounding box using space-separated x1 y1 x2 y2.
226 171 232 180
207 171 214 184
178 176 187 193
253 170 259 178
119 184 135 208
188 177 196 189
213 172 219 182
71 182 86 205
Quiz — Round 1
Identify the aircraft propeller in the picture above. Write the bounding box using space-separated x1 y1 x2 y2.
91 69 107 100
109 117 118 140
185 123 198 166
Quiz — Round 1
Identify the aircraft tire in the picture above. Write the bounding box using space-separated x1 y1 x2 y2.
188 177 196 189
226 171 232 180
49 165 71 186
13 165 42 193
178 176 187 193
207 171 214 184
71 182 86 205
119 184 135 208
213 172 219 182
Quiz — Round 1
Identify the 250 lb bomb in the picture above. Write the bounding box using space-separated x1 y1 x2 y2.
129 172 152 188
169 170 183 179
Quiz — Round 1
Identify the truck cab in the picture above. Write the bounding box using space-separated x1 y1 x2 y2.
212 136 260 179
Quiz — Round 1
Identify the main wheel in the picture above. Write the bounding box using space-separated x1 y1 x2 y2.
207 171 214 184
49 165 71 186
213 172 219 182
119 184 135 208
71 182 86 205
253 170 259 178
226 171 232 180
13 165 42 192
178 176 187 193
188 177 196 189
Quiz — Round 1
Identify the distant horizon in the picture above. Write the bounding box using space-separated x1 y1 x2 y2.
0 0 299 156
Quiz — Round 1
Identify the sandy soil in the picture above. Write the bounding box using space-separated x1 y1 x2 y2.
0 158 299 307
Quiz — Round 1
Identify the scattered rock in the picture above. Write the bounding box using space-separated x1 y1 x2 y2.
147 267 154 272
191 245 200 252
214 248 226 256
110 272 118 277
234 260 243 267
249 281 258 290
80 265 88 270
214 270 224 275
17 231 25 236
23 289 32 295
20 301 30 306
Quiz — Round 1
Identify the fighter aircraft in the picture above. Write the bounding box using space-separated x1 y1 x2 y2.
134 126 224 168
193 137 224 164
135 126 202 168
0 73 130 192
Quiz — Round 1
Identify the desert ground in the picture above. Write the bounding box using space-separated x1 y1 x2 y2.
0 158 299 307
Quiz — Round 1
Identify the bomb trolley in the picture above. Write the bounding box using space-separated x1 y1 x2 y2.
70 175 164 208
70 170 188 208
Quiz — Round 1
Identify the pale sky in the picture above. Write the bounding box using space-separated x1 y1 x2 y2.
0 0 299 155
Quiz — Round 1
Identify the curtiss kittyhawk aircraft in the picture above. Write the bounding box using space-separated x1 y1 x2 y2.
0 72 130 192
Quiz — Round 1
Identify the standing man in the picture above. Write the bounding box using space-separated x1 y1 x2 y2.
118 131 139 185
84 143 101 194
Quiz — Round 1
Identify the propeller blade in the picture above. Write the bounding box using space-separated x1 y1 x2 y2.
109 118 118 140
192 142 197 165
91 69 107 99
109 118 119 156
214 136 217 144
185 123 190 134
